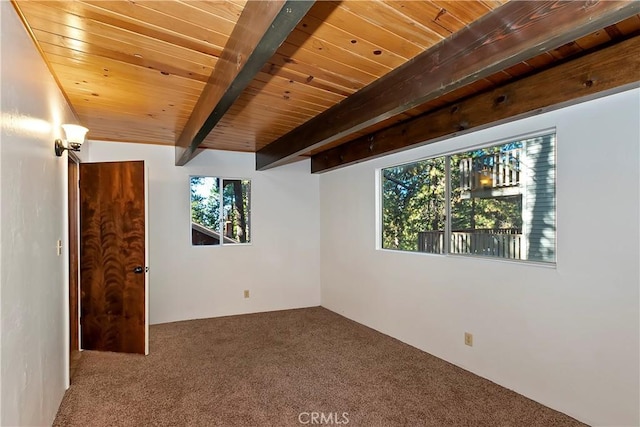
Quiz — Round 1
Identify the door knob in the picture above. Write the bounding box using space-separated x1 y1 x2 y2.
133 266 144 274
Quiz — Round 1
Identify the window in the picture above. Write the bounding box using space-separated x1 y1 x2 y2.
381 133 556 263
190 176 251 246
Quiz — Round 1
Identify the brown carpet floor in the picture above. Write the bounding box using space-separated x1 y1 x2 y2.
54 307 585 427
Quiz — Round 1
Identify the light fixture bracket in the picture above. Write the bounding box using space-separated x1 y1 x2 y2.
54 139 82 156
54 124 88 157
54 139 66 156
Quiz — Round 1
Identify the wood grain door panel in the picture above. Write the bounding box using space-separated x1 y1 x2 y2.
80 161 146 354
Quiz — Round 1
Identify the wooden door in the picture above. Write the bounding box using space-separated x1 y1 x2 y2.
80 161 147 354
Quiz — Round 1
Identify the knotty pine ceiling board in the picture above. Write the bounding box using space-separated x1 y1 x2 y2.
28 0 635 155
14 1 638 155
14 0 243 145
13 0 506 150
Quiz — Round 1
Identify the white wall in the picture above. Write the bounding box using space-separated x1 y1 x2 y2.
88 143 321 324
1 1 636 424
0 2 87 425
320 88 640 426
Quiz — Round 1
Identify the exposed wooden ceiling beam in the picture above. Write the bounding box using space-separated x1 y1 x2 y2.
256 0 640 171
311 35 640 173
175 0 315 166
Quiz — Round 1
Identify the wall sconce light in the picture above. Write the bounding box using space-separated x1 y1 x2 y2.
55 124 89 156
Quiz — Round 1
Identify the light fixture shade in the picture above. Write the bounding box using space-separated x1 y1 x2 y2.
61 124 89 147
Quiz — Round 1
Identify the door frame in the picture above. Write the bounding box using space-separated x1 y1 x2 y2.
64 151 81 388
144 165 149 355
64 159 149 376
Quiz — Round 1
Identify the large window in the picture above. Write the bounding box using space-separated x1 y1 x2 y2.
381 133 556 263
190 176 251 246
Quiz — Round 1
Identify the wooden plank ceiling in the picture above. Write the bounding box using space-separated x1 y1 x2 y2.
12 1 640 171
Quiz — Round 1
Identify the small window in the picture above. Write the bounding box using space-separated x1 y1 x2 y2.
190 176 251 246
381 133 556 263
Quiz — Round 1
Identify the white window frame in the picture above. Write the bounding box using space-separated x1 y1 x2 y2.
377 129 557 265
189 175 252 247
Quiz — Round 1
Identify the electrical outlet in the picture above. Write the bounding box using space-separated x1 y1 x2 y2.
464 332 473 347
244 290 250 299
